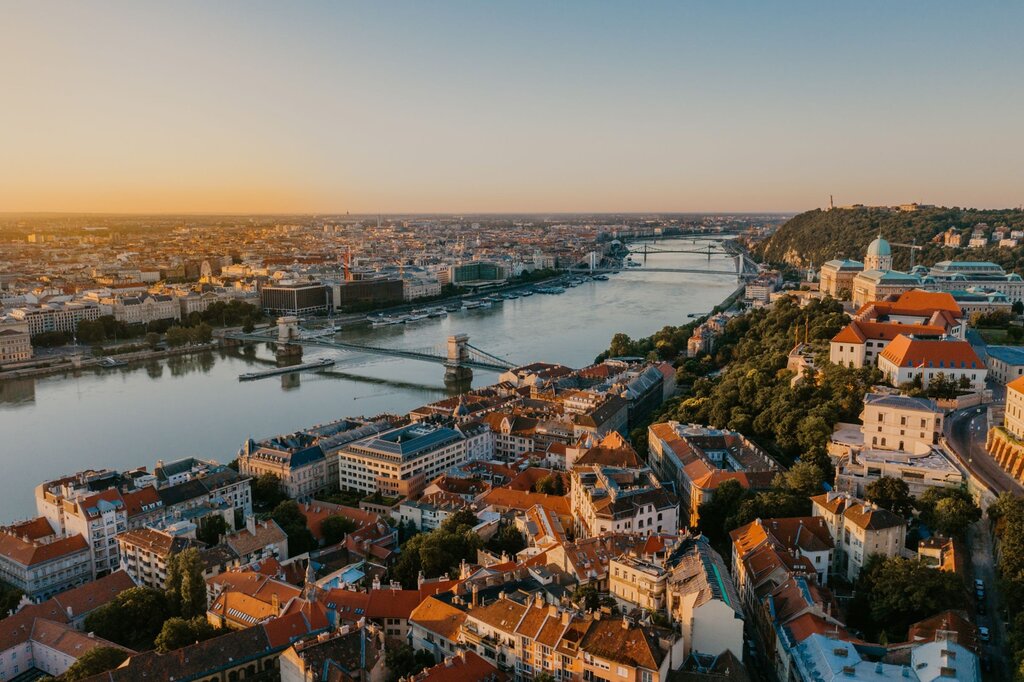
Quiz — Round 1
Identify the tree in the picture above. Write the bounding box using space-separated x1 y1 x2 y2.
154 616 220 653
252 473 285 510
321 515 358 546
774 461 826 497
847 556 966 642
0 580 24 617
242 317 255 333
83 587 170 650
197 515 229 546
1013 300 1024 316
727 490 809 532
696 479 751 555
573 584 601 611
391 509 482 588
485 521 527 558
917 487 981 538
864 476 914 517
384 643 434 682
166 548 208 619
61 646 130 681
165 326 192 347
190 322 213 344
533 473 565 496
144 332 161 350
272 500 318 557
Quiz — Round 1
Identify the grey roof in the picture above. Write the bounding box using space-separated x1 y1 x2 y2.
986 345 1024 366
863 393 939 413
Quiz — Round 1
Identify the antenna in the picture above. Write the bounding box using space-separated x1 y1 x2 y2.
829 195 834 210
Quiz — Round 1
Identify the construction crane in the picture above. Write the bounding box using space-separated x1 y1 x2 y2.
890 239 924 269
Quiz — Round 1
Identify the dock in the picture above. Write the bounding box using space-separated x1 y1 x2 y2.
238 358 335 381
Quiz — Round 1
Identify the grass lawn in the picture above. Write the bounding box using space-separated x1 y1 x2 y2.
978 327 1024 345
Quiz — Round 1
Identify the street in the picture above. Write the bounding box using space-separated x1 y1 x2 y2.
944 405 1024 497
968 520 1009 680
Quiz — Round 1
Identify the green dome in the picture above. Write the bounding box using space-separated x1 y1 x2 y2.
867 236 891 257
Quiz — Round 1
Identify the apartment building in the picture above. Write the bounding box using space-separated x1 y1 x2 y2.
570 465 678 539
116 527 197 590
337 422 492 498
9 301 101 336
829 320 946 368
0 519 91 601
811 492 907 582
985 345 1024 384
818 259 863 298
647 422 779 527
238 433 330 500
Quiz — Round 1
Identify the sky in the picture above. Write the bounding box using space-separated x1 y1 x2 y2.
1 1 1022 214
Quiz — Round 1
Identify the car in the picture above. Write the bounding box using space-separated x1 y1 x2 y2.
979 626 991 642
975 578 985 591
976 588 986 601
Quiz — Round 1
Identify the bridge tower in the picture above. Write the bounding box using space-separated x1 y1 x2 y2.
444 333 473 384
276 316 303 360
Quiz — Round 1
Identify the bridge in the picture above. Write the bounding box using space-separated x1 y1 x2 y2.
567 252 760 280
225 317 515 384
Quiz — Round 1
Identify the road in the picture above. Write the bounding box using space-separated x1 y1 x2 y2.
944 405 1024 497
968 520 1009 680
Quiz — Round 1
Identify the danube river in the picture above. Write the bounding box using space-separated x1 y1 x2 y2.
0 238 738 520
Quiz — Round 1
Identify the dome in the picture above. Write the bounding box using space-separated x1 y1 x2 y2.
866 236 891 258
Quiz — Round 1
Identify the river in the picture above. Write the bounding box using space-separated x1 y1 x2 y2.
0 238 738 520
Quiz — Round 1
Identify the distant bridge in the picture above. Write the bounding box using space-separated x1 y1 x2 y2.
226 319 514 384
567 252 760 280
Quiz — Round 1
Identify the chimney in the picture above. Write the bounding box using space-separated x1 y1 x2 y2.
622 616 630 629
534 592 544 609
562 610 571 625
272 593 280 612
246 514 256 535
471 584 479 607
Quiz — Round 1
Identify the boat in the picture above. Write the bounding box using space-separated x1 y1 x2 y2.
478 300 492 308
445 304 462 313
504 293 519 300
97 357 127 368
463 301 482 310
404 312 429 322
371 318 393 327
520 290 535 296
484 295 504 302
389 314 412 324
593 274 609 281
428 308 447 318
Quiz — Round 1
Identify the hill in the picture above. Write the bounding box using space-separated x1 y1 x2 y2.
756 206 1024 272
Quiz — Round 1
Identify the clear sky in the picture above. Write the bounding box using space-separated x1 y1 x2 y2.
1 1 1022 214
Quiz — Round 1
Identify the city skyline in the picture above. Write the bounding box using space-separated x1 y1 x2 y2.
2 1 1023 214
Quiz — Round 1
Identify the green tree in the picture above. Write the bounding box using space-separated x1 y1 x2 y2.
727 490 809 531
166 548 208 619
384 643 435 682
847 556 966 642
272 500 318 557
190 322 213 344
391 509 482 588
144 332 161 349
196 515 229 546
165 326 191 347
774 461 826 497
252 473 285 510
573 584 601 611
917 487 981 538
154 616 220 653
83 587 170 651
0 580 24 616
485 521 527 558
321 515 358 546
61 646 130 681
696 479 751 555
533 473 565 496
864 476 914 517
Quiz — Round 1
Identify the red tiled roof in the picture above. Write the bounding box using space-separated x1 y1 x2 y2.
878 335 985 370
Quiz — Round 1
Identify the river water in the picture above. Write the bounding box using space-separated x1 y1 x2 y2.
0 238 738 520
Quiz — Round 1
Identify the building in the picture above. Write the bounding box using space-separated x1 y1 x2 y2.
337 422 492 498
0 520 91 601
447 261 509 286
0 617 130 681
987 376 1024 485
238 432 330 499
811 492 907 582
876 334 987 390
665 535 744 659
9 301 101 337
860 392 944 453
334 278 404 308
851 269 923 307
115 527 198 590
102 294 181 325
279 621 386 682
647 422 779 527
853 289 966 338
818 259 864 298
570 465 679 538
260 281 330 316
0 321 32 364
829 320 946 368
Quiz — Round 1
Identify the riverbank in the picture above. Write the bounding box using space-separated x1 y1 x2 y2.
0 341 222 381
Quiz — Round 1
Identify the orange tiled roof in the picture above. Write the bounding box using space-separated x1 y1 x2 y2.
878 335 984 370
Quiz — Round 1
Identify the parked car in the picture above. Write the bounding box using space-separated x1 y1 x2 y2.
979 626 991 642
975 578 985 591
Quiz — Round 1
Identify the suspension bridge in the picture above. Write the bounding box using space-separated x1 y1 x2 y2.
566 251 760 280
225 317 515 384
